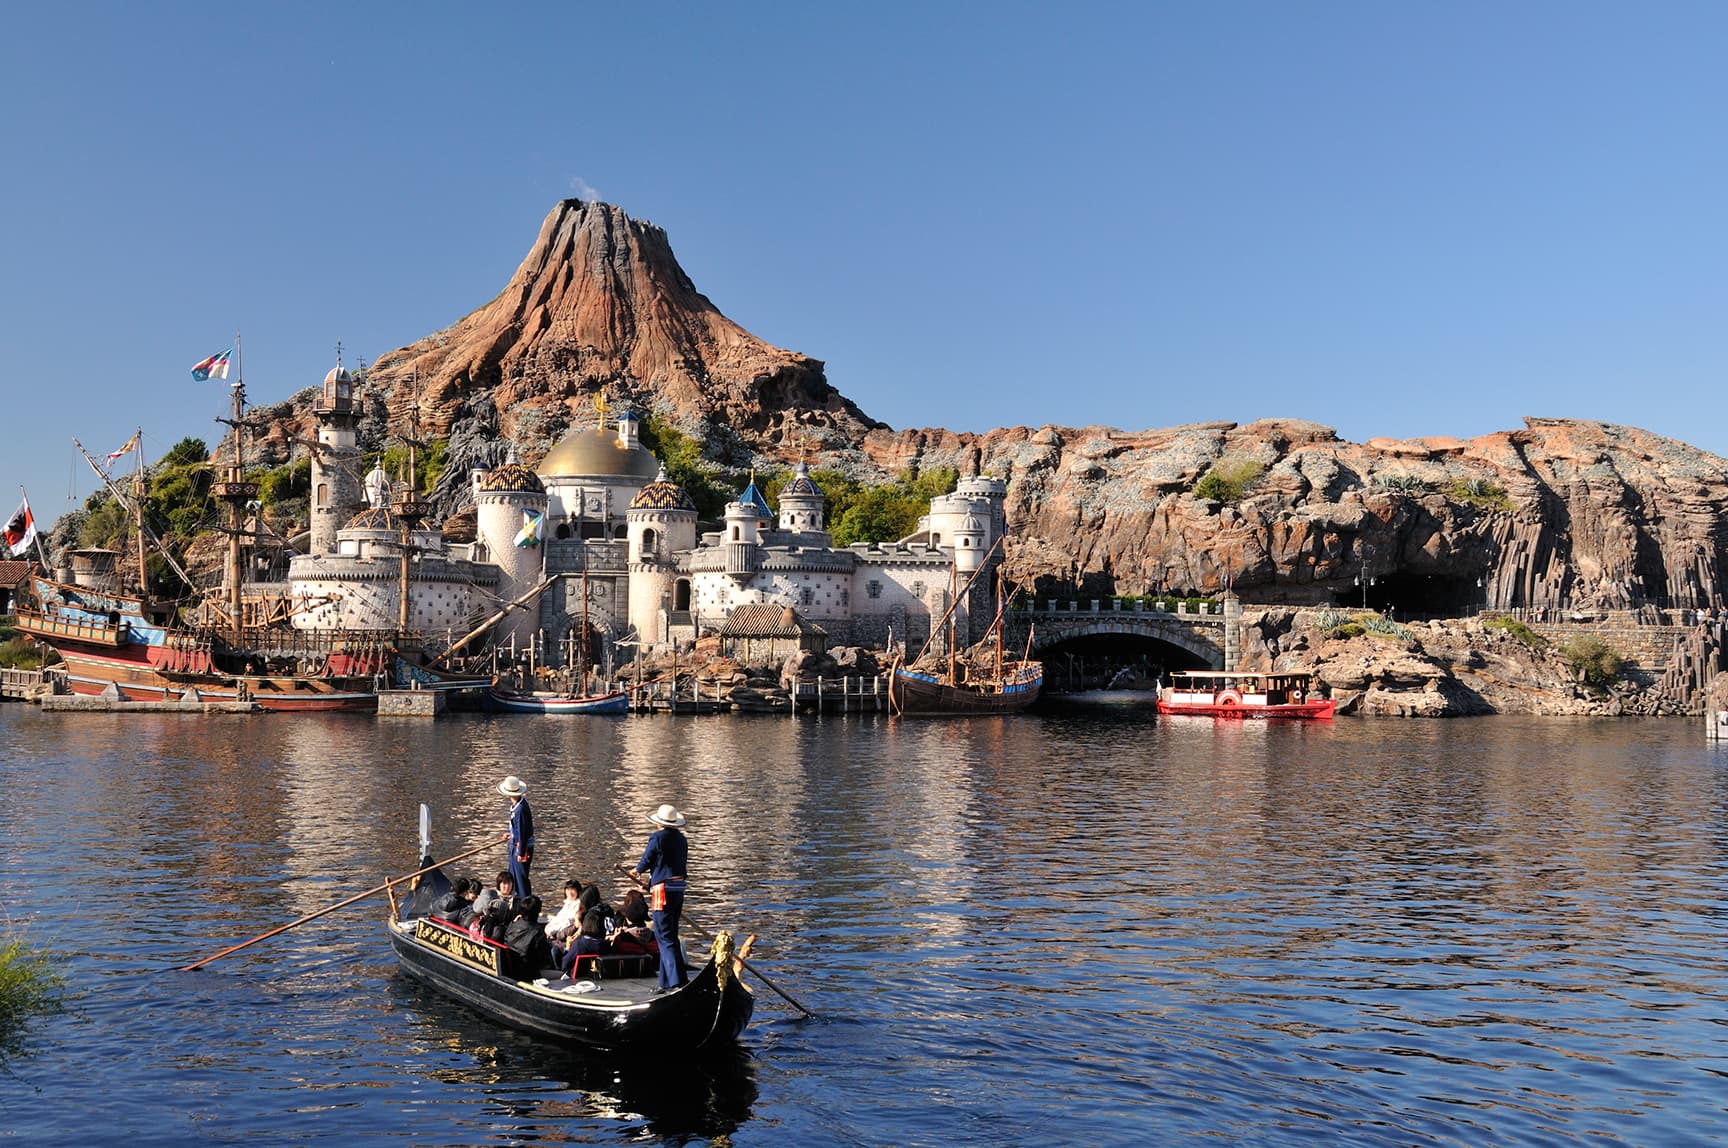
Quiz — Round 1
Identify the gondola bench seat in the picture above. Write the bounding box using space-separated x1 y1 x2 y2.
569 952 658 980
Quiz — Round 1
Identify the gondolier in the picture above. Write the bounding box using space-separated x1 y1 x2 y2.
635 803 689 992
500 775 535 897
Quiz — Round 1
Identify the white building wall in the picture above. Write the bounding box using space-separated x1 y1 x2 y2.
475 490 547 649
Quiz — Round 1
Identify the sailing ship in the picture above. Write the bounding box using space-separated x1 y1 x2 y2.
15 359 486 711
888 546 1043 716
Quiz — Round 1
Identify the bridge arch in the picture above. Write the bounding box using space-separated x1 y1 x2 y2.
1005 610 1226 691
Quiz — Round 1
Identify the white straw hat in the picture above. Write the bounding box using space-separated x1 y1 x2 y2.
647 803 687 829
498 776 528 798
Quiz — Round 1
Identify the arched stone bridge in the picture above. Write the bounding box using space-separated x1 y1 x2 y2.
1002 601 1234 669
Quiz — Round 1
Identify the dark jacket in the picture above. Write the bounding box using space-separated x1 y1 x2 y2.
504 916 552 973
432 891 472 924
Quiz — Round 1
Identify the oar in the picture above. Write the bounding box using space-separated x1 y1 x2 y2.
614 866 817 1019
181 833 508 972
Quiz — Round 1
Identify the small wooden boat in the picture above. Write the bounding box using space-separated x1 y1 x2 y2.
482 686 629 714
388 916 754 1051
389 818 753 1052
1156 671 1335 719
889 657 1043 716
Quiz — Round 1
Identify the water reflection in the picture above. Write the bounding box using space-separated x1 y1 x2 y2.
389 974 758 1141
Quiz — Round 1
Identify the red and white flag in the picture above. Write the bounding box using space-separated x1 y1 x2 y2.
106 430 140 462
4 496 36 557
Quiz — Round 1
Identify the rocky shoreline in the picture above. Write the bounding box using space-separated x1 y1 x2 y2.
1239 608 1706 717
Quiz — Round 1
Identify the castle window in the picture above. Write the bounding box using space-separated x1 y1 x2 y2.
555 523 571 540
641 527 657 554
867 580 882 599
801 587 813 606
931 533 941 546
316 482 329 508
731 526 740 541
911 581 926 600
841 589 849 606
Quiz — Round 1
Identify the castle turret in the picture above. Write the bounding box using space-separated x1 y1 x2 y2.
309 365 362 557
627 466 699 646
472 463 548 651
777 460 828 541
723 477 770 582
924 475 1007 571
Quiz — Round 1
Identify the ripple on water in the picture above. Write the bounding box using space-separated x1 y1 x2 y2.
1 708 1727 1144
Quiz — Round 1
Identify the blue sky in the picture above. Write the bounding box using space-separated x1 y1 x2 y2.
4 2 1726 523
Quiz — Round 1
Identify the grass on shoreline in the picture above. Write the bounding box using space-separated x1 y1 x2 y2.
0 929 66 1062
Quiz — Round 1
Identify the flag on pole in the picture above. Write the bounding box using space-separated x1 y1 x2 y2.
106 430 141 462
191 349 233 381
4 496 36 557
514 509 543 549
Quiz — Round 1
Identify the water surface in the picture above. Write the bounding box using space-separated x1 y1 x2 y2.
1 707 1725 1145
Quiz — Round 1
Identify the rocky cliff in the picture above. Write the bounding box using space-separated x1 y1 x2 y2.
875 417 1728 613
243 200 1728 615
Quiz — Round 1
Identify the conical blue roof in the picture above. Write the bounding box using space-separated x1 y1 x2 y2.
737 479 773 519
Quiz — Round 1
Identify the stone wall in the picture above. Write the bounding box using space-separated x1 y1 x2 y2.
1521 622 1692 671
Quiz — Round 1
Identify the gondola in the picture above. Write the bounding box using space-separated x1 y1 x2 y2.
389 817 753 1052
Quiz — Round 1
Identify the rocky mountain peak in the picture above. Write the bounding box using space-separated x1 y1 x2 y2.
362 198 880 472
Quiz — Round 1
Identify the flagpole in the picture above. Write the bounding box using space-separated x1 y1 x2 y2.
20 485 49 571
134 429 149 598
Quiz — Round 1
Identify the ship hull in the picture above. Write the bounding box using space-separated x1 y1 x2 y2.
888 662 1043 716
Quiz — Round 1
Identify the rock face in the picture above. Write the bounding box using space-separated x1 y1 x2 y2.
868 417 1728 612
239 200 1728 615
1238 607 1679 717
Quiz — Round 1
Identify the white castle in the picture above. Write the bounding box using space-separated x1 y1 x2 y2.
285 368 1007 667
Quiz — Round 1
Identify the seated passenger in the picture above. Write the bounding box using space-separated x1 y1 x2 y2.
608 890 658 956
504 895 554 975
545 878 585 945
472 871 516 919
558 908 611 978
477 897 515 944
433 877 479 925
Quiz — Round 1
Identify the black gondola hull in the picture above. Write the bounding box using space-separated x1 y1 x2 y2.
388 918 754 1051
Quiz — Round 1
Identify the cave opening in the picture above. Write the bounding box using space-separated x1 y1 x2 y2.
1035 632 1214 694
1330 571 1485 616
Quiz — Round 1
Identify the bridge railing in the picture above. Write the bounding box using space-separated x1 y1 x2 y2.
1022 598 1226 618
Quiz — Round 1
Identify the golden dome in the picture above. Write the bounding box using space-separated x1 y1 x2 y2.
475 463 544 494
343 506 400 531
537 426 660 480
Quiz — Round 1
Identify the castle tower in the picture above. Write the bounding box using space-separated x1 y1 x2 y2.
723 477 769 582
777 460 828 541
923 475 1009 644
925 475 1006 571
309 365 362 557
472 462 549 652
627 466 699 646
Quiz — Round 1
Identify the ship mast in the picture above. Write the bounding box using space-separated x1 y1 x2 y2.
995 564 1004 681
211 336 258 648
393 368 428 636
947 557 958 685
131 431 147 599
